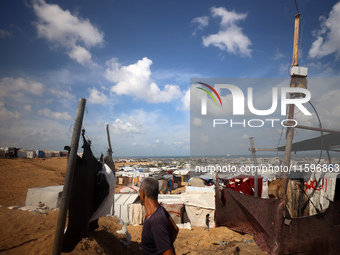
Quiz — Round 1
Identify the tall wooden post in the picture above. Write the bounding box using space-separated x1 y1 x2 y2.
106 124 113 155
292 14 300 66
281 14 300 198
52 98 86 255
249 137 258 197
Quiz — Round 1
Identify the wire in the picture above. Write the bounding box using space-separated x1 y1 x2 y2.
295 0 300 14
308 101 324 164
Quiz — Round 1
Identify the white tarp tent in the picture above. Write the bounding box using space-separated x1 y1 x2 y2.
185 186 215 193
25 185 63 209
181 193 215 228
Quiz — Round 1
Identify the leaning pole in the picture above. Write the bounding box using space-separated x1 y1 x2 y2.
52 98 86 255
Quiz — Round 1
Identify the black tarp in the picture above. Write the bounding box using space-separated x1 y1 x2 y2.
62 134 112 252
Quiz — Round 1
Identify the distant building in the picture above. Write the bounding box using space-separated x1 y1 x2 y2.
257 157 280 165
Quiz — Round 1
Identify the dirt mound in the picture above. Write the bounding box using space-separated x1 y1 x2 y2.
0 158 67 207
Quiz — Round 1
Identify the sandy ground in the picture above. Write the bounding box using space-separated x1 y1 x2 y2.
0 158 266 254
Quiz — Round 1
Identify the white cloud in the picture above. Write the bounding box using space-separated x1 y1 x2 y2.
202 7 252 57
67 45 93 66
272 48 284 60
23 105 32 112
111 117 145 135
309 2 340 59
307 61 334 76
278 62 290 74
191 16 209 36
0 29 12 39
32 0 104 65
50 88 75 100
105 57 182 103
313 89 340 129
38 107 72 120
87 87 108 104
181 89 190 110
241 134 249 139
0 77 43 98
0 101 20 120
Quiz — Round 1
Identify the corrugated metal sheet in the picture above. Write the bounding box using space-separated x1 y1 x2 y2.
114 194 139 223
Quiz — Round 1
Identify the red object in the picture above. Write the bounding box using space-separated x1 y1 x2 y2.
224 175 262 197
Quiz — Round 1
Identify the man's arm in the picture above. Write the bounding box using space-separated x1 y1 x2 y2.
162 248 175 255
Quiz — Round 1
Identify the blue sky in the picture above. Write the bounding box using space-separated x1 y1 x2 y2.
1 0 340 157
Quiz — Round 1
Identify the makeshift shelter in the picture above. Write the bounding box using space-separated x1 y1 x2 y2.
17 150 27 158
25 185 63 209
158 179 168 193
185 186 215 193
114 193 139 223
129 203 145 225
44 151 51 158
173 175 182 189
159 195 184 224
128 195 185 225
288 173 337 217
26 150 36 158
181 193 215 228
116 176 132 186
173 170 190 185
276 132 340 152
119 186 140 193
36 150 44 158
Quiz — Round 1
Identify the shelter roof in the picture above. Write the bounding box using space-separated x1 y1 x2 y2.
276 133 340 152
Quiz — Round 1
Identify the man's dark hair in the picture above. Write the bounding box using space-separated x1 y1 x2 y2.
140 177 159 200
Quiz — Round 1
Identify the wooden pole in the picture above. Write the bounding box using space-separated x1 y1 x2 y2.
52 98 86 255
294 125 340 134
281 13 300 199
106 124 113 155
249 137 258 197
292 14 300 66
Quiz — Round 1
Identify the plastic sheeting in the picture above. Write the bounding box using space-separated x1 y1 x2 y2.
25 185 63 209
129 203 145 225
181 193 215 227
215 181 340 255
89 163 116 222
